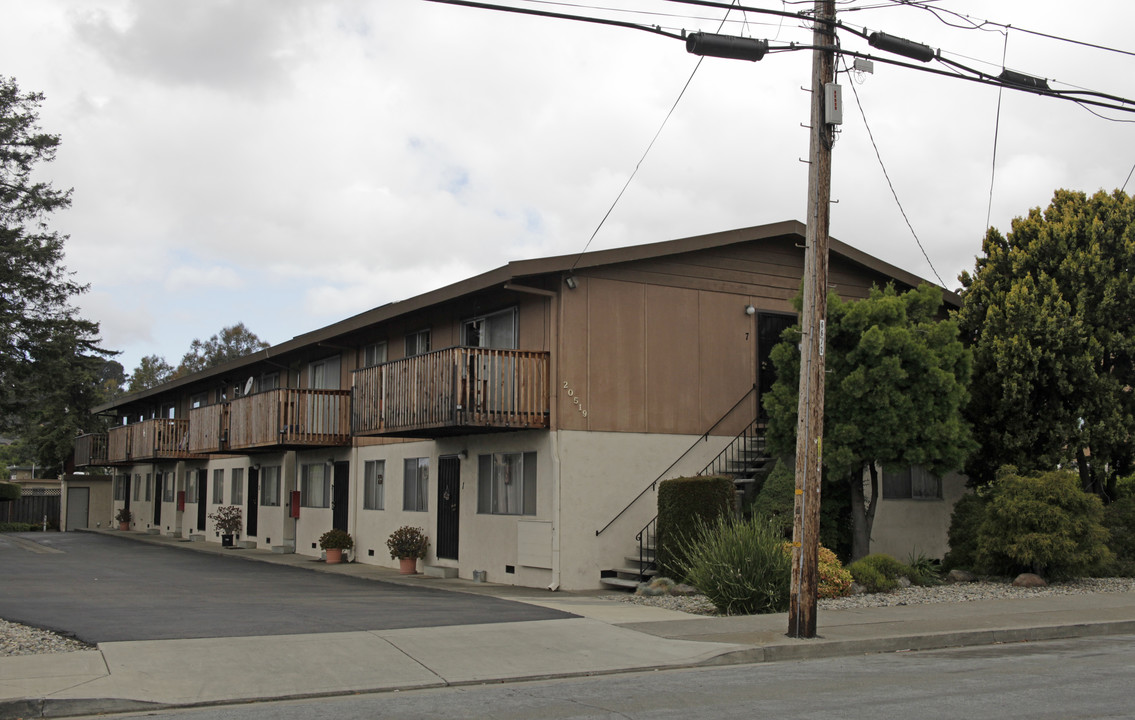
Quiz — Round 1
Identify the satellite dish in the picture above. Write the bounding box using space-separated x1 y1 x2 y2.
243 376 255 396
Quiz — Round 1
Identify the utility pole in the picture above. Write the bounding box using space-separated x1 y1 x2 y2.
788 0 836 640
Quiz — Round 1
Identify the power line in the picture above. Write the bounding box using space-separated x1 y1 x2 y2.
985 31 1007 233
420 0 686 39
870 0 1135 59
840 57 946 287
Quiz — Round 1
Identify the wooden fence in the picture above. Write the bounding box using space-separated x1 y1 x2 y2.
2 489 61 529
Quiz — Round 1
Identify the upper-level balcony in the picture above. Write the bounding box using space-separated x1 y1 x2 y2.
73 433 108 467
106 419 199 464
188 388 352 453
352 346 550 437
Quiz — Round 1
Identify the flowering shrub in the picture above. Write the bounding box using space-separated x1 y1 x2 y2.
208 505 242 535
319 528 354 550
816 545 853 598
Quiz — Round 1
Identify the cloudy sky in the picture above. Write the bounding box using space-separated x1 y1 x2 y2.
2 0 1132 376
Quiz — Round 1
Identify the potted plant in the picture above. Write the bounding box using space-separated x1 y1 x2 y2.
319 528 354 564
208 505 243 548
387 525 429 574
115 507 132 531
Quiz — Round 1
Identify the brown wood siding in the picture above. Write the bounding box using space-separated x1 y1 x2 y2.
644 285 700 434
586 278 647 433
556 237 906 436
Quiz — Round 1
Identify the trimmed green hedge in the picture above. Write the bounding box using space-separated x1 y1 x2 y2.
657 475 735 580
0 522 39 532
0 482 21 502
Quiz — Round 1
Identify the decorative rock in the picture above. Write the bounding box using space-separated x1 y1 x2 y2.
897 577 912 589
947 569 977 583
1013 573 1047 588
849 582 866 595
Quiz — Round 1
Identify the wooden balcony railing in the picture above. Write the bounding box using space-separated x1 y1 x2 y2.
352 347 550 436
105 419 198 463
73 433 108 467
188 403 228 454
108 425 131 464
226 388 352 450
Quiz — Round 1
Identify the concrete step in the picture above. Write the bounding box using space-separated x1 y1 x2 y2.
423 565 458 578
270 545 294 554
612 566 657 580
599 576 640 591
237 540 257 549
145 528 161 535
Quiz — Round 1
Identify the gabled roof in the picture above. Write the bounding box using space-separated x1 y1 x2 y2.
95 220 955 411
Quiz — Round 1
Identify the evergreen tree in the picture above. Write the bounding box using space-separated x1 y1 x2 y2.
1 76 112 473
958 189 1135 497
764 284 975 560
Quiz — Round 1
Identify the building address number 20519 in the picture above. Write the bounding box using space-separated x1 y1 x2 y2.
562 381 587 418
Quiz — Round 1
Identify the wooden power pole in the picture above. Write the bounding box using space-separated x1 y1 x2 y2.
788 0 837 640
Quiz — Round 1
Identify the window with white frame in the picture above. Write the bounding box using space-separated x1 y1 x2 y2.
477 452 537 515
162 473 175 503
364 460 385 510
212 469 224 504
231 468 244 504
462 307 518 349
405 330 431 357
403 457 429 512
260 466 281 506
308 356 341 390
363 342 387 368
882 465 942 500
133 474 142 501
145 473 152 502
301 463 330 508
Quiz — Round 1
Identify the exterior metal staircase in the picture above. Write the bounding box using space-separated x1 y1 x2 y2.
599 412 777 591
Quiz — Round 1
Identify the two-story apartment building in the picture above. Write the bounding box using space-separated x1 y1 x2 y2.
76 221 964 590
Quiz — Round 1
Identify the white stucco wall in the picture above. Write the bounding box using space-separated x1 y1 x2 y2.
867 470 968 561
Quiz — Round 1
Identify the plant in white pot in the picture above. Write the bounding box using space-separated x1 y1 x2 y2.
208 505 242 547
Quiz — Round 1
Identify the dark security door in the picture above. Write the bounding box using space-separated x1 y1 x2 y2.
757 313 797 419
153 474 162 526
123 476 131 512
437 456 460 560
196 470 207 531
332 461 350 532
246 467 259 537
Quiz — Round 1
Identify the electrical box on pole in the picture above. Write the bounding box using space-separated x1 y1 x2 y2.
824 83 842 125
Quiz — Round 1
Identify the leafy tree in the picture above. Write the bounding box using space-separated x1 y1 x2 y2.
128 354 175 392
0 76 112 471
958 189 1135 497
176 322 269 377
764 284 975 561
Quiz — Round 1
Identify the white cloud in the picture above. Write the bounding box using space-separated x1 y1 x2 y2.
1 0 1132 369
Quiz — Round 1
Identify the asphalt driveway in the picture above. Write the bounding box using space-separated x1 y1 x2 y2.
0 532 573 644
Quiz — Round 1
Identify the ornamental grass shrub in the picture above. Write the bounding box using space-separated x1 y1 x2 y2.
676 514 791 615
974 467 1112 579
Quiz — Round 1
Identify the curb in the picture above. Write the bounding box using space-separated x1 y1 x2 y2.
6 619 1134 720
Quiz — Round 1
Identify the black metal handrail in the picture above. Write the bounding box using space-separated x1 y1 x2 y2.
636 516 657 579
698 419 766 477
594 384 756 536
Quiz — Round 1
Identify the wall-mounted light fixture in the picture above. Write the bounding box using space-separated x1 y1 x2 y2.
745 304 756 316
458 450 468 460
564 275 578 290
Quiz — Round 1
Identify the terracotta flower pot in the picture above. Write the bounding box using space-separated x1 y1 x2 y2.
118 521 130 531
399 556 418 575
325 548 343 564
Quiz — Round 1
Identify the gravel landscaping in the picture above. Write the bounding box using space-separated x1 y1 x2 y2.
609 577 1135 616
0 619 92 657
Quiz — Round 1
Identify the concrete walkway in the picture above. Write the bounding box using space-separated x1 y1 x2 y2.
3 529 1134 719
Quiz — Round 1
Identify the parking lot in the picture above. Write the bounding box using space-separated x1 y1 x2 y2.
0 532 573 644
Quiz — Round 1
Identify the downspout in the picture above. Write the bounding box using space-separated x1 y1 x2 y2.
549 284 563 591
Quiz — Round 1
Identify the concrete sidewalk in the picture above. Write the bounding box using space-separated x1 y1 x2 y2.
3 529 1134 719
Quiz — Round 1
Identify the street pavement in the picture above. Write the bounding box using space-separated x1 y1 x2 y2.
2 529 1134 720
